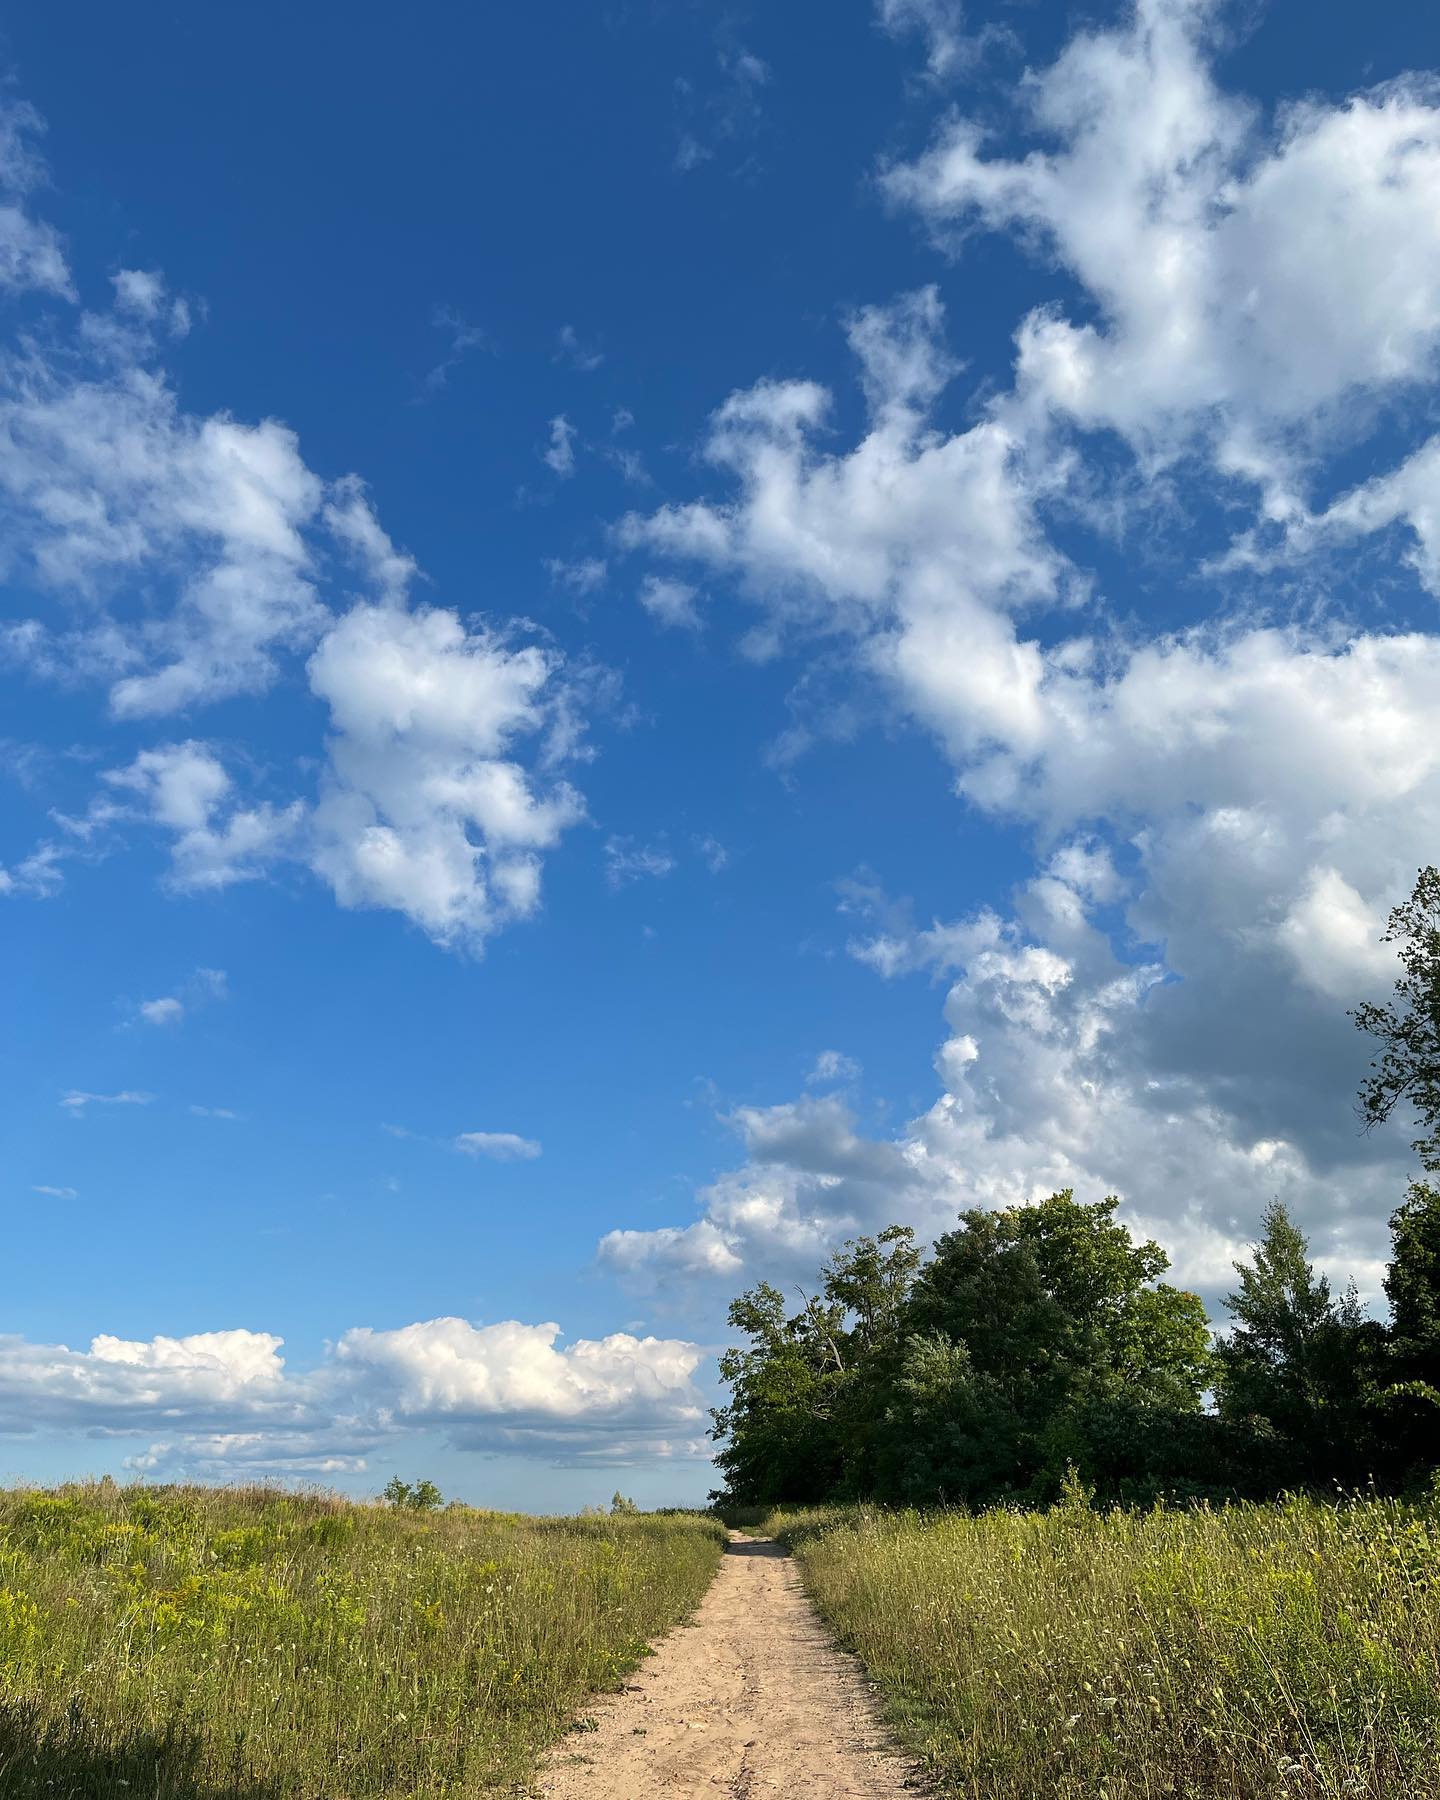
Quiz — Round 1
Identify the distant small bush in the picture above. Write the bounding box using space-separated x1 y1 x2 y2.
381 1476 443 1512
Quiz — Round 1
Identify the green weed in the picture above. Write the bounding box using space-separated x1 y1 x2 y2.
0 1481 723 1797
758 1493 1440 1799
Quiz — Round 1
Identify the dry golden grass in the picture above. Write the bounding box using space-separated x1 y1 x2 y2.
760 1489 1440 1799
0 1481 724 1798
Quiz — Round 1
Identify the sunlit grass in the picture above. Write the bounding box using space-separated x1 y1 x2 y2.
0 1481 724 1797
755 1490 1440 1799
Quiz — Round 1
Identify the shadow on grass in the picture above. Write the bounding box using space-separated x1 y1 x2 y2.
0 1700 285 1800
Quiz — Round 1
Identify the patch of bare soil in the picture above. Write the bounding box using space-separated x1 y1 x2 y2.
534 1532 915 1799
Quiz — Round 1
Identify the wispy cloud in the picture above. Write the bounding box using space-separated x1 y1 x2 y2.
605 836 676 889
61 1090 153 1114
639 575 700 630
806 1049 861 1086
454 1130 543 1162
542 414 577 477
135 966 228 1028
693 834 729 873
32 1184 78 1199
419 305 488 397
674 43 771 176
544 556 607 596
553 324 604 372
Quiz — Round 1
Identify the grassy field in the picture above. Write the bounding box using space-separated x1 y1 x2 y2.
0 1481 724 1799
752 1490 1440 1800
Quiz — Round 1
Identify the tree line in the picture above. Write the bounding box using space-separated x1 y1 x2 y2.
712 868 1440 1508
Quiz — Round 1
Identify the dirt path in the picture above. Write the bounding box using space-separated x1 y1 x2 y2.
535 1532 914 1799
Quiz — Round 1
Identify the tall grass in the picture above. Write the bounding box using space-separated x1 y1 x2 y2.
760 1490 1440 1799
0 1481 724 1798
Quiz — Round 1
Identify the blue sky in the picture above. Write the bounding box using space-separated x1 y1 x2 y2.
3 0 1440 1508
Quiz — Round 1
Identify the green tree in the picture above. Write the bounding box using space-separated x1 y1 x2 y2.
906 1191 1210 1419
883 1191 1211 1504
1353 866 1440 1170
709 1282 848 1505
1387 1181 1440 1385
1371 1181 1440 1479
1214 1201 1382 1481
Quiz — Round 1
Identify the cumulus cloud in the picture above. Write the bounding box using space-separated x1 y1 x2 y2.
0 1327 296 1439
333 1318 705 1454
600 862 1408 1304
53 611 586 946
0 97 590 955
454 1131 542 1161
882 0 1440 536
307 603 584 946
0 1315 708 1471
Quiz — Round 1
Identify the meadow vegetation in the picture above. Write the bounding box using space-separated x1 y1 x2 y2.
744 1492 1440 1799
0 1480 724 1798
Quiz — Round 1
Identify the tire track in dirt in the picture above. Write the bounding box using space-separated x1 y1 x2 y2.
535 1532 914 1799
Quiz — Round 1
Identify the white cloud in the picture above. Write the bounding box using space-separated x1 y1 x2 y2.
639 575 702 631
0 840 69 899
420 306 487 397
876 0 985 78
674 43 771 176
546 555 607 596
554 325 604 372
454 1131 542 1161
543 414 577 477
189 1104 240 1120
0 1314 709 1470
135 966 227 1028
0 1327 294 1437
61 1089 153 1113
0 92 594 954
307 603 584 947
333 1318 705 1452
601 865 1409 1302
66 606 586 947
693 833 729 873
103 742 302 890
604 836 675 889
0 97 72 298
110 268 190 338
323 475 416 602
32 1185 78 1199
807 1049 860 1085
0 362 332 716
883 0 1440 512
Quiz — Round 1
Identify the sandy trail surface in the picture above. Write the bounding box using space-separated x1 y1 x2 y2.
535 1532 914 1799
